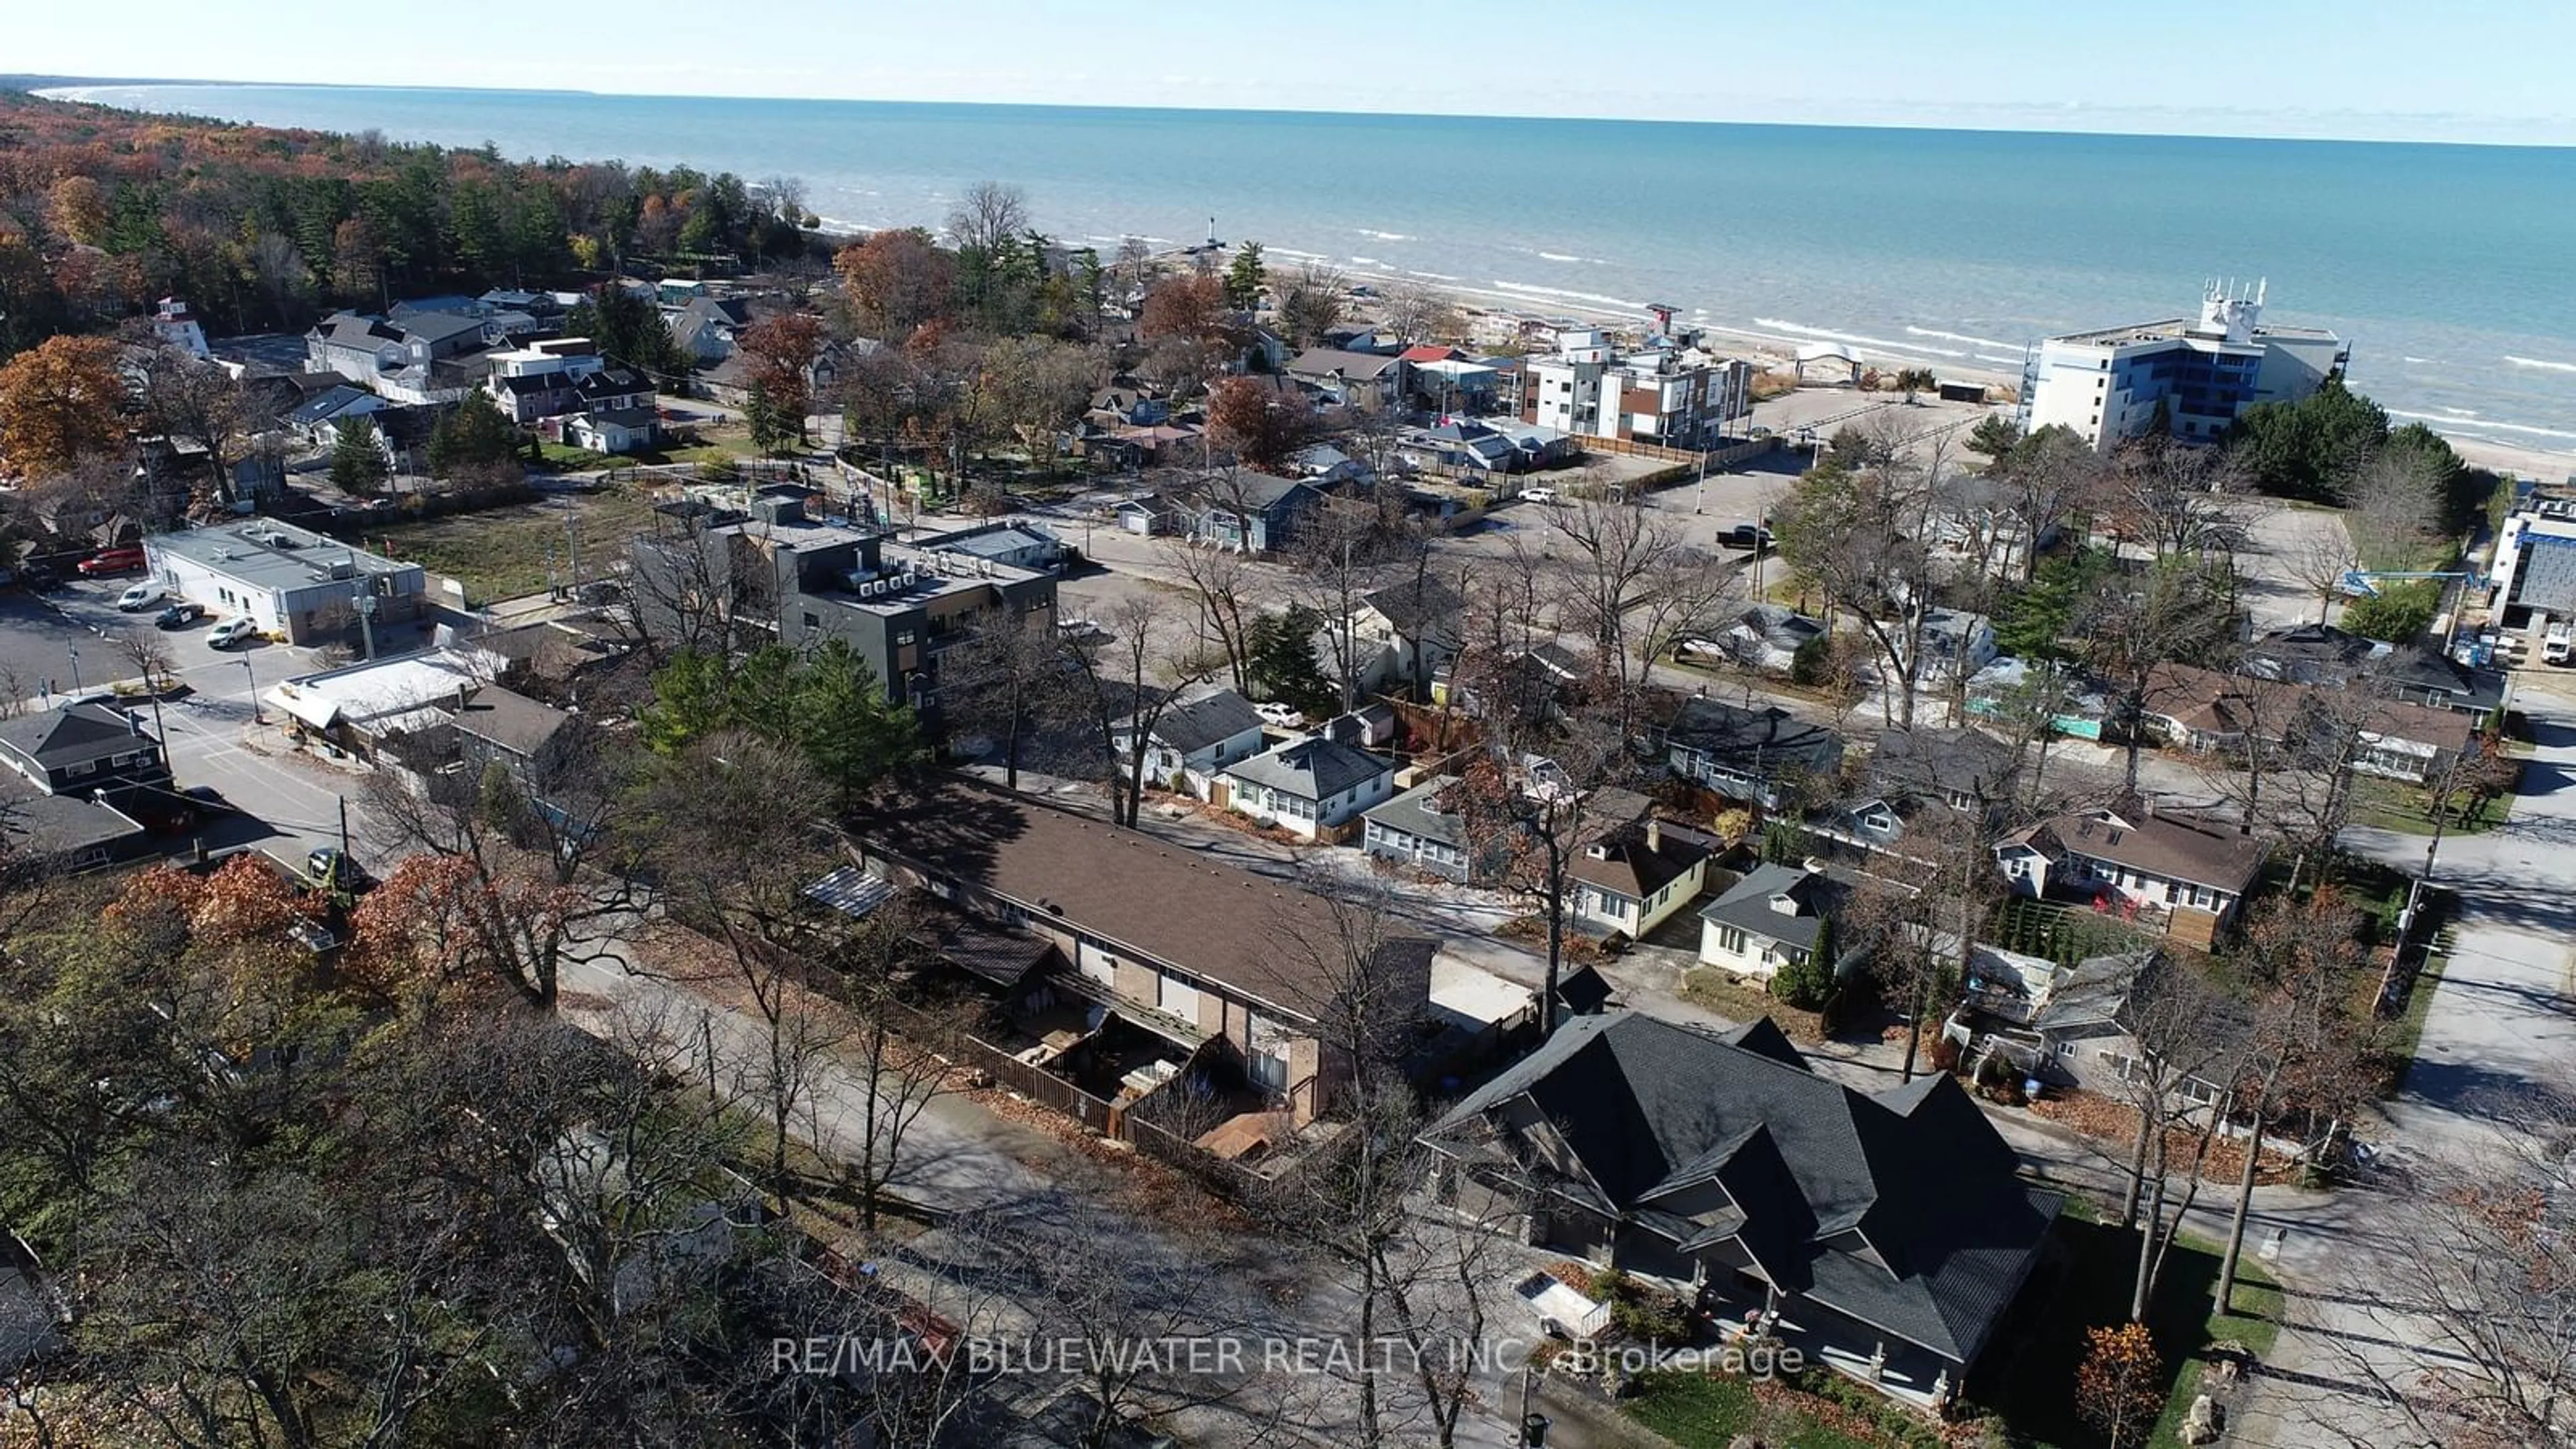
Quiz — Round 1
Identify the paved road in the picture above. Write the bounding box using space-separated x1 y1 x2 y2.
2229 669 2576 1445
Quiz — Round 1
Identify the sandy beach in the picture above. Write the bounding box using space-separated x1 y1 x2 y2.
1324 258 2576 486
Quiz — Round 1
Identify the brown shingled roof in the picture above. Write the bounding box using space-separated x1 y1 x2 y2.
2006 807 2267 894
848 776 1432 1024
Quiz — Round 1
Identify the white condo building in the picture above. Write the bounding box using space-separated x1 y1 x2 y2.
2018 282 2349 451
1519 333 1752 450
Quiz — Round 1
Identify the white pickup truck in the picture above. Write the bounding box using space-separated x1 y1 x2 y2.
2546 620 2571 666
1514 1271 1611 1341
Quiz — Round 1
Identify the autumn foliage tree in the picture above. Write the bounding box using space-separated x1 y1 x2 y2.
1139 273 1227 342
350 852 589 1008
735 312 828 441
2076 1321 2167 1449
0 334 127 477
1208 376 1313 472
833 227 954 339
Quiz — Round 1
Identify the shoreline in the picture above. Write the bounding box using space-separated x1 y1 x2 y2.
1328 259 2573 482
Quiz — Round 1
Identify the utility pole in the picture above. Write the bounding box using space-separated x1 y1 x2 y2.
564 502 580 595
337 794 351 859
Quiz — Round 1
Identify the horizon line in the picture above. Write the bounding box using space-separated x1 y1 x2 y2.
22 74 2576 152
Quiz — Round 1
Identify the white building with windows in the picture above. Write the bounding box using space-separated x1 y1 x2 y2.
2019 282 2349 451
144 519 427 647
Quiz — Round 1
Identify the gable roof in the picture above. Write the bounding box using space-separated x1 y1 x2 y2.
1285 347 1403 382
286 384 382 427
311 312 405 348
1362 574 1467 645
2003 806 2268 894
1223 735 1393 801
1698 862 1849 953
0 704 148 776
1667 698 1845 780
446 685 570 759
1129 688 1264 755
848 776 1433 1022
1868 727 2017 804
1362 774 1466 850
1569 818 1713 902
1424 1011 2056 1364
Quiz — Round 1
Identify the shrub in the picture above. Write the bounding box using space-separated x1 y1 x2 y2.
1770 952 1833 1011
1927 1036 1963 1075
1788 633 1835 686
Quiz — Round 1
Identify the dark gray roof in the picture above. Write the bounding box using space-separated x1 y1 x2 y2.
1868 727 2017 805
1364 574 1467 646
493 372 572 396
447 685 570 759
1224 735 1391 800
0 704 146 774
312 312 405 347
393 310 489 345
576 366 649 400
1286 347 1403 381
1667 698 1845 779
1203 470 1319 513
2031 951 2151 1034
286 384 380 425
1424 1011 2057 1365
1697 862 1849 953
1363 774 1466 850
1132 689 1264 755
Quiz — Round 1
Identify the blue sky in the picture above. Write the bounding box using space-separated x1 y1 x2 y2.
15 0 2574 144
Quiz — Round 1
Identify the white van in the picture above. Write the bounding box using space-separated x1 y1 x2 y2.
115 582 164 612
2546 620 2571 666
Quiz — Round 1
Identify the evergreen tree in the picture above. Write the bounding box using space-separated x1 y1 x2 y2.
1225 241 1266 311
792 639 926 812
427 392 524 478
742 380 791 455
329 415 389 494
1246 606 1337 718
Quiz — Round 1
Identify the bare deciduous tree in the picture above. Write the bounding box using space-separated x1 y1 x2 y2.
1066 593 1220 826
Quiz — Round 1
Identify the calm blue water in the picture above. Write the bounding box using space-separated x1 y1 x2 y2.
50 84 2576 462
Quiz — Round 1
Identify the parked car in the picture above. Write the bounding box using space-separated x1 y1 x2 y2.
180 784 233 814
115 583 166 612
1520 487 1562 506
207 617 259 649
153 602 205 629
1255 701 1307 729
301 847 374 894
77 547 146 577
1722 523 1774 550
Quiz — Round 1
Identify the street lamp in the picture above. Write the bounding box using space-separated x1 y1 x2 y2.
241 657 261 724
66 643 81 699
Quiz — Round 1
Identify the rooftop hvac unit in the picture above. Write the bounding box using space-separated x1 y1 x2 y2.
329 561 356 580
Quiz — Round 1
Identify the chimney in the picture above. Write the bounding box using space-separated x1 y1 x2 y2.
1645 818 1662 855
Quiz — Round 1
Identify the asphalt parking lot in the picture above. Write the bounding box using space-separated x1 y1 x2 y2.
0 572 327 708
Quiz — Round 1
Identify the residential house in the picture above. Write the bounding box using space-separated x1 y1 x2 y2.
666 296 755 363
2144 661 2477 783
1996 804 2268 939
1569 816 1715 939
1698 861 1854 981
1284 347 1405 408
1347 574 1467 702
1919 608 1998 680
1110 688 1267 800
1705 604 1829 675
484 344 608 424
698 335 873 409
1415 419 1523 475
1288 442 1370 484
1176 470 1334 554
848 777 1437 1124
1219 735 1396 841
1964 656 2112 741
1088 386 1169 428
0 703 169 798
627 488 1055 714
560 408 659 455
1928 472 2057 578
1665 697 1846 810
1866 727 2019 816
2243 622 2508 716
150 297 209 358
927 519 1068 574
307 309 493 406
442 684 576 781
285 384 387 449
1362 773 1483 882
1962 950 2246 1105
1420 1011 2060 1401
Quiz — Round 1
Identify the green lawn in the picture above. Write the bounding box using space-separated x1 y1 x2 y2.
2349 775 2513 836
1622 1371 1882 1449
1974 1220 2280 1449
373 486 661 604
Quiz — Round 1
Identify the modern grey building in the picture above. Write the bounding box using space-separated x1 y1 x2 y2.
629 488 1057 712
2019 282 2350 451
145 519 427 646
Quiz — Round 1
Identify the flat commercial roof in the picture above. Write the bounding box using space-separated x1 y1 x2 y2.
148 519 418 594
269 647 502 731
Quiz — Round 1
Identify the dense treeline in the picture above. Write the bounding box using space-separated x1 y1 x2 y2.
0 89 820 354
